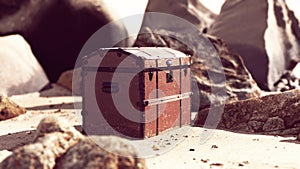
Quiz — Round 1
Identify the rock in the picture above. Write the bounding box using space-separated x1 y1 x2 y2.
144 0 217 31
208 0 300 91
34 116 83 139
0 0 133 82
292 62 300 79
0 34 49 96
0 116 84 169
198 0 225 14
194 89 300 135
0 95 26 121
134 28 260 111
55 136 146 169
262 117 285 132
56 68 82 95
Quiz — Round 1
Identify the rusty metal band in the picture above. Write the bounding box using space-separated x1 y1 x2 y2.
143 92 192 106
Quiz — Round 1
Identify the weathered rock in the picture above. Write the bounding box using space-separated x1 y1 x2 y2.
0 96 26 121
194 89 300 135
144 0 217 31
273 62 300 92
134 28 260 111
0 116 84 169
55 136 146 169
56 68 82 95
0 34 49 96
208 0 300 91
0 0 132 82
34 116 83 139
262 116 285 132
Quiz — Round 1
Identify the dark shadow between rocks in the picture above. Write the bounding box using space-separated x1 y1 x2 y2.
279 139 300 144
0 125 83 151
38 84 73 97
0 130 36 151
25 102 81 111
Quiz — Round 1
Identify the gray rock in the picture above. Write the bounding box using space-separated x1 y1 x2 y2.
0 35 49 96
194 89 300 135
0 0 131 82
0 95 26 121
263 117 285 132
0 116 84 169
208 0 300 91
134 28 261 111
55 136 147 169
144 0 217 31
248 120 265 132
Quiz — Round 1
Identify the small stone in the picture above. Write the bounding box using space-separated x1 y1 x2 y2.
211 145 218 149
248 120 264 131
263 117 285 132
152 145 160 151
201 159 209 163
0 117 84 169
243 161 249 164
189 149 195 151
210 163 224 167
0 96 26 121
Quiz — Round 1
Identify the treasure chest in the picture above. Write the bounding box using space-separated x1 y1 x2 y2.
82 47 191 138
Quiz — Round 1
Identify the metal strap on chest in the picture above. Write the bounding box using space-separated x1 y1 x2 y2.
143 92 192 106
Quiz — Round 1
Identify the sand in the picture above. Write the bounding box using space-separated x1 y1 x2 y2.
0 84 299 169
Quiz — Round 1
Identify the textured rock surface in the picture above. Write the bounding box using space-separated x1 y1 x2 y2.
57 68 82 95
194 89 300 135
144 0 217 31
273 62 300 92
56 136 146 169
134 27 260 111
0 34 49 96
0 116 84 169
0 0 130 82
0 116 146 169
0 96 26 121
209 0 300 90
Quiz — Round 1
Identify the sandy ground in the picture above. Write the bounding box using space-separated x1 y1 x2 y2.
0 85 299 169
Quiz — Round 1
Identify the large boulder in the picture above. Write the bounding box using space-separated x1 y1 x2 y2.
0 116 84 169
208 0 300 91
143 0 217 32
0 0 146 82
134 27 261 111
194 89 300 136
0 34 48 96
55 136 146 169
0 116 146 169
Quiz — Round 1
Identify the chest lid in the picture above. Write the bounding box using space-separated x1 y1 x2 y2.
82 47 190 67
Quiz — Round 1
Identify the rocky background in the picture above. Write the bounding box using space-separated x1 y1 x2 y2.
0 0 300 168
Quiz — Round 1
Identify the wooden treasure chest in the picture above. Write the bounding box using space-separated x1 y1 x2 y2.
82 47 192 138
